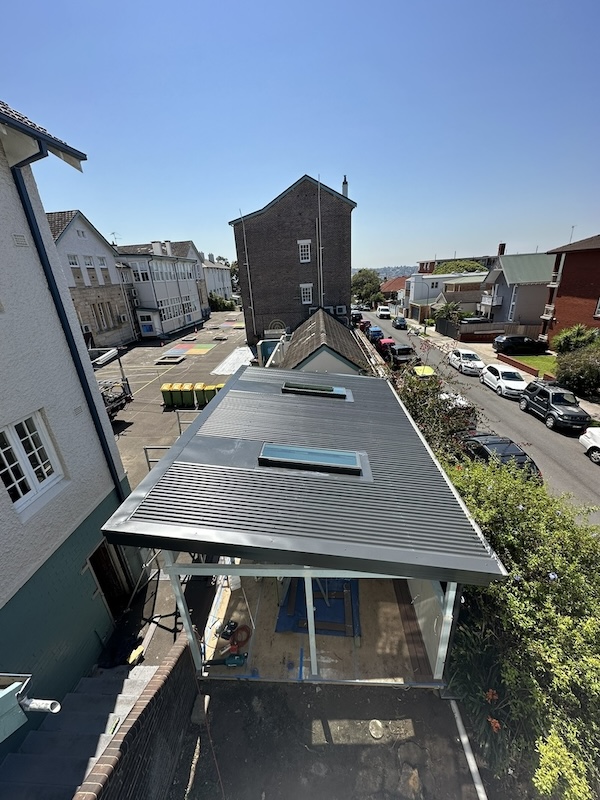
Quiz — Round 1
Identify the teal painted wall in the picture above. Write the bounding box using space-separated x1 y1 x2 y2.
0 487 128 761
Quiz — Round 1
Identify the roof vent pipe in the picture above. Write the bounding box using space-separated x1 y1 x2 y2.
498 242 506 256
151 241 162 256
164 240 173 256
342 175 348 197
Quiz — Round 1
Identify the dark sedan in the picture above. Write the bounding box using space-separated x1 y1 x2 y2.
392 316 408 330
460 432 542 480
493 335 547 355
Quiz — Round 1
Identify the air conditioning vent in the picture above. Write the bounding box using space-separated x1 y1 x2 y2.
133 299 139 307
324 306 334 314
131 289 137 298
308 307 318 315
336 305 347 315
82 324 92 333
119 314 128 323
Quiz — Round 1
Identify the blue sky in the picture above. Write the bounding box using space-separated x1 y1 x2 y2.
4 0 599 267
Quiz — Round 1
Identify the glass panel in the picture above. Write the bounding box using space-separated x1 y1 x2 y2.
282 382 346 399
259 443 361 475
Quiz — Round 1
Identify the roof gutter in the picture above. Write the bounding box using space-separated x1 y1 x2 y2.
11 164 126 503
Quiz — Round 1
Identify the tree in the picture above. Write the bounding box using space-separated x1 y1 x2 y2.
552 323 599 354
230 260 239 287
432 260 484 275
351 269 381 303
556 341 600 398
434 301 463 323
215 256 230 267
393 374 600 798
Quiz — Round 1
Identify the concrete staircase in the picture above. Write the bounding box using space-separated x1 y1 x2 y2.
0 664 158 800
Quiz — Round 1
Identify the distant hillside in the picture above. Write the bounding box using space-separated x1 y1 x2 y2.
352 266 416 280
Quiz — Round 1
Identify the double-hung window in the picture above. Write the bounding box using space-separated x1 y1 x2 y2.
0 414 61 510
300 283 313 305
298 240 311 263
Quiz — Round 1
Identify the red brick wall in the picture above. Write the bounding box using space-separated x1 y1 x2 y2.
74 634 197 800
233 179 353 345
551 250 600 336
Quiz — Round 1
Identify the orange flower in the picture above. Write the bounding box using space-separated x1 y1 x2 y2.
485 689 499 703
487 716 501 733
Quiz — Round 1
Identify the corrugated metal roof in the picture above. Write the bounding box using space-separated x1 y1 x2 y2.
102 367 506 586
499 254 555 285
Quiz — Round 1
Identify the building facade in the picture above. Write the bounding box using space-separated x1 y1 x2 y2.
47 210 137 347
201 252 233 301
117 240 208 339
0 101 144 757
541 235 600 340
230 175 356 346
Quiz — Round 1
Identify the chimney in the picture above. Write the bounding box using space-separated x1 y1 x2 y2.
498 242 506 256
208 253 215 262
151 241 162 256
165 240 173 256
199 251 205 261
342 175 348 197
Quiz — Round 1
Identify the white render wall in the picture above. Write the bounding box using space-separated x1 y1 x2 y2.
0 148 126 610
54 216 121 288
203 260 233 299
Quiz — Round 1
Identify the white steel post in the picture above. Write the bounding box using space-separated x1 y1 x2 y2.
304 576 319 678
163 550 203 670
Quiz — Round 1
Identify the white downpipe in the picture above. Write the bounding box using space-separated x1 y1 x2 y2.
240 210 257 338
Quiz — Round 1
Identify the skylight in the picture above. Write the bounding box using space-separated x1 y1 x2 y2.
259 443 362 475
281 381 347 399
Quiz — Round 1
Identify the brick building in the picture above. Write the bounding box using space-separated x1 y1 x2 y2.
229 175 356 346
540 234 600 341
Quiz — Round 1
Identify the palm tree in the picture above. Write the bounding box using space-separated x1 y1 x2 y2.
434 302 462 323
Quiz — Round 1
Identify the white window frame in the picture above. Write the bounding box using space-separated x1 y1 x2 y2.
98 257 107 267
0 413 61 511
84 255 94 267
300 283 313 305
67 254 79 266
76 229 86 238
298 240 311 263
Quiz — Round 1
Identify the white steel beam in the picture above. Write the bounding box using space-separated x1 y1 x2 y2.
304 576 319 678
162 563 405 580
163 550 203 670
434 582 457 680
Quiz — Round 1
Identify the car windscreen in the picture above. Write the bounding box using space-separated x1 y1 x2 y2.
500 371 523 381
553 392 578 405
462 353 480 360
485 441 523 457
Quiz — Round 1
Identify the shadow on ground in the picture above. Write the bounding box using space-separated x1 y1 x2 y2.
168 681 507 800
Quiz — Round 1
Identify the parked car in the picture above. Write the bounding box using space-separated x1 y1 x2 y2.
351 310 363 325
493 335 547 355
447 348 485 375
519 380 591 431
376 305 391 319
367 325 384 343
392 316 408 330
358 319 371 332
459 316 488 325
412 365 438 381
440 392 478 434
376 337 396 357
459 432 542 480
479 365 528 398
359 303 371 311
388 344 418 369
578 427 600 464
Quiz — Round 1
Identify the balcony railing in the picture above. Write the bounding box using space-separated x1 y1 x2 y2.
540 304 555 320
480 294 502 307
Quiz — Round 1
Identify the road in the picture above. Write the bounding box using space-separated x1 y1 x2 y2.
364 312 600 527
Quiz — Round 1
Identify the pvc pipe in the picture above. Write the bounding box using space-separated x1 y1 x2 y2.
20 697 61 714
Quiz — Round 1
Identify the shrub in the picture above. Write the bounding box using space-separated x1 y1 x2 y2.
208 292 236 312
552 324 598 354
555 343 600 398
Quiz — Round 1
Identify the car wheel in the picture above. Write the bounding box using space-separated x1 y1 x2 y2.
545 415 556 429
479 374 485 384
458 365 463 373
496 386 503 396
588 447 600 464
519 398 528 412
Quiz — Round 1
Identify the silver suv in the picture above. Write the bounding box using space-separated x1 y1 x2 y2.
519 380 591 431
